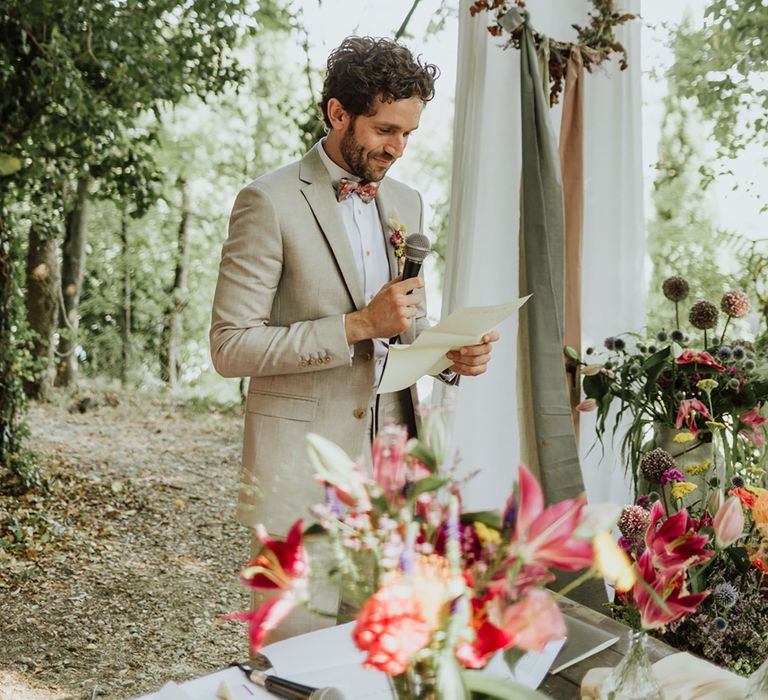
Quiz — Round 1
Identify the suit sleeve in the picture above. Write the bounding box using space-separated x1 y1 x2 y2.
209 184 352 379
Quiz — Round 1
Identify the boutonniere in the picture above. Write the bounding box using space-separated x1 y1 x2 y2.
387 210 406 260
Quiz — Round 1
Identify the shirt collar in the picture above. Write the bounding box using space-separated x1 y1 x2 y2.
316 138 361 188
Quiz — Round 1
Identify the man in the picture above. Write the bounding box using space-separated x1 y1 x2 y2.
210 36 497 635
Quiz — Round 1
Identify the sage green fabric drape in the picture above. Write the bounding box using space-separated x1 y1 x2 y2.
517 12 605 610
517 15 585 506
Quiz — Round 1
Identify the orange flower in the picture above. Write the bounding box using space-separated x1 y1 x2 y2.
754 493 768 526
353 584 431 675
729 487 757 509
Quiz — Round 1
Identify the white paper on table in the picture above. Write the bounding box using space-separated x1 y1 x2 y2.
377 296 531 394
484 637 566 689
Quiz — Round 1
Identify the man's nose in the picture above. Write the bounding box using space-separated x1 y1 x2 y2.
383 134 405 158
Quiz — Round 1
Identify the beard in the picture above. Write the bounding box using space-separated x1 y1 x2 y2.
339 120 394 182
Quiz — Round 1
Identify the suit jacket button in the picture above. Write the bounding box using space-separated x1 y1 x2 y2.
363 352 372 361
353 408 366 419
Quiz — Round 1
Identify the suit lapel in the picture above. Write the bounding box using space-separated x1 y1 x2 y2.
299 148 365 309
374 180 399 280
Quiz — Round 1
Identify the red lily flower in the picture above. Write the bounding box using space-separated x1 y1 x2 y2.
674 399 712 434
241 519 310 591
644 501 713 571
632 550 709 630
505 465 593 571
455 588 565 668
675 350 725 371
220 596 297 653
739 405 767 446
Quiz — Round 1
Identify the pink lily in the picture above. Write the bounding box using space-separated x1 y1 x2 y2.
576 398 598 412
505 465 594 571
674 399 712 434
675 350 725 371
221 520 310 653
456 588 565 668
220 596 297 653
713 496 744 548
644 501 713 571
632 550 709 630
739 405 767 446
241 520 310 592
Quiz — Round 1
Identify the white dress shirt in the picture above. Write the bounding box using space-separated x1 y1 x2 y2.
317 140 390 385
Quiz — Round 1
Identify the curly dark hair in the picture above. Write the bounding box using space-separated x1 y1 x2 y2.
320 36 440 128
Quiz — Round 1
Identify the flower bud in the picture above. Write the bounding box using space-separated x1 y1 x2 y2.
707 489 724 517
577 398 598 412
713 496 744 548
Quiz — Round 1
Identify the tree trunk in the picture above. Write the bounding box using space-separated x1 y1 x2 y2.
0 211 30 474
25 224 61 400
56 176 90 387
160 180 190 388
120 209 131 386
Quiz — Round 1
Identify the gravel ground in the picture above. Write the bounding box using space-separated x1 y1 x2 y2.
0 390 252 699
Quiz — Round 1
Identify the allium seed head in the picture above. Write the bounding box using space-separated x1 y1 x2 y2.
689 300 719 330
640 448 676 483
662 276 690 302
720 290 751 319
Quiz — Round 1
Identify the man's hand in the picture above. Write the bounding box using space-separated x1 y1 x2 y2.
445 332 499 377
344 277 424 344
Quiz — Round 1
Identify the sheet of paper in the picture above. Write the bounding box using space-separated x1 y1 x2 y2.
549 613 620 674
377 295 530 394
484 637 565 689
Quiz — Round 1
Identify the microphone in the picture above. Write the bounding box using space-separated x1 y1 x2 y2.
400 232 431 289
252 670 346 700
388 232 430 345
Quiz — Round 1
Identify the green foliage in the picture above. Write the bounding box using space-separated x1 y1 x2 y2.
667 0 768 161
646 21 743 333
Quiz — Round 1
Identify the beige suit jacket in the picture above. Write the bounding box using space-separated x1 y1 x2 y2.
210 144 428 532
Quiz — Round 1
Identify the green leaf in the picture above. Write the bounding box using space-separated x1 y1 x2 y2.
302 523 327 538
407 475 449 499
461 670 551 699
0 155 22 176
460 510 503 530
406 440 438 473
563 345 580 361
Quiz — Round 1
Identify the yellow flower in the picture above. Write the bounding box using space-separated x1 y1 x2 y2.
671 482 698 499
673 432 696 444
474 521 501 546
696 378 719 392
685 460 712 476
705 420 727 430
747 467 766 477
593 531 636 593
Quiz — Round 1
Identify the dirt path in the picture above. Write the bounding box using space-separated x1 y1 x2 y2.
0 390 252 699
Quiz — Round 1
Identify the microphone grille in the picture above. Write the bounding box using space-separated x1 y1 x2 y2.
312 688 346 700
404 232 430 262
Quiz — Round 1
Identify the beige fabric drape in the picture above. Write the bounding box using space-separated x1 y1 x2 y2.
559 50 585 433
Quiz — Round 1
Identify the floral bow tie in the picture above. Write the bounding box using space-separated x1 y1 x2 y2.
335 178 379 204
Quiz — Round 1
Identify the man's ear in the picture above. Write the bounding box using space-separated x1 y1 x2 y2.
326 98 350 131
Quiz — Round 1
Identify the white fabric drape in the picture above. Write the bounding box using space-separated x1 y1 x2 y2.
440 0 644 510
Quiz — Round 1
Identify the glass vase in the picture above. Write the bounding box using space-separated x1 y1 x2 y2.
745 656 768 699
389 654 466 700
598 630 663 700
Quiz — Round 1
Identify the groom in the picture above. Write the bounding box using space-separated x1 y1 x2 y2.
210 36 498 636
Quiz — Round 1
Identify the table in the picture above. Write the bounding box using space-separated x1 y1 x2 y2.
138 596 677 700
539 596 677 699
